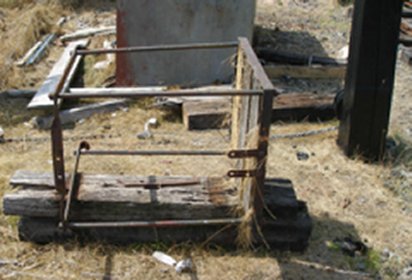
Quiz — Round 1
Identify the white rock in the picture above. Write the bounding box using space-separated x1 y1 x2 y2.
152 251 177 267
337 45 349 60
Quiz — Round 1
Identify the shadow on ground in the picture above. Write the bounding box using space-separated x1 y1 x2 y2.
254 27 331 57
93 214 376 280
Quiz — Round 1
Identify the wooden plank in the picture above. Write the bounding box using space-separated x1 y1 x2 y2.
69 86 166 95
13 177 312 252
264 65 346 79
239 38 273 90
231 47 247 149
256 48 346 66
27 39 89 110
238 38 275 219
60 26 116 42
182 99 230 130
338 0 403 161
10 170 203 188
32 99 128 130
4 171 237 221
15 41 42 67
4 89 36 99
272 93 335 121
181 92 335 130
25 34 57 66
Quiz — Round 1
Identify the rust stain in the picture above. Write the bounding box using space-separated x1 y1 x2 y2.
116 7 134 86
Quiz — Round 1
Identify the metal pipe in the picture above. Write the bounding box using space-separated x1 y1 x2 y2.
81 150 228 156
76 41 239 56
67 218 242 228
56 89 262 99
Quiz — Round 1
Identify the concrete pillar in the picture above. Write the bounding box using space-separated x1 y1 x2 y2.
116 0 256 86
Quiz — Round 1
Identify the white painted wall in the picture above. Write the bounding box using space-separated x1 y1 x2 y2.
116 0 256 86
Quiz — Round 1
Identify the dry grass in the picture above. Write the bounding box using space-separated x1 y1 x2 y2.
1 119 411 279
0 4 60 90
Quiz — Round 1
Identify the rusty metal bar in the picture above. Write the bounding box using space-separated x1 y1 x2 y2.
227 170 259 178
80 149 261 158
51 47 84 221
76 41 239 56
62 141 90 227
227 149 263 159
66 218 242 228
55 89 262 99
81 150 226 156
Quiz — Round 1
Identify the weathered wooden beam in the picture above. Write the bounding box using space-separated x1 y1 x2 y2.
3 89 36 99
27 39 89 110
181 92 336 130
4 171 237 221
272 93 335 122
8 173 312 251
60 26 116 42
32 99 128 130
264 65 346 79
256 48 346 66
17 212 311 251
15 41 42 67
25 34 56 66
338 0 403 161
182 99 230 130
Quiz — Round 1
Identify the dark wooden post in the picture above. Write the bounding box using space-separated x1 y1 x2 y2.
338 0 403 161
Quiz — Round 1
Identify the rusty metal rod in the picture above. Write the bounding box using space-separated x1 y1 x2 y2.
81 150 227 156
66 218 242 228
80 149 262 158
63 145 81 225
76 41 239 56
55 89 262 99
62 141 90 227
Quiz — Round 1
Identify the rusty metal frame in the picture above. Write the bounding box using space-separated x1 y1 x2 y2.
50 38 275 230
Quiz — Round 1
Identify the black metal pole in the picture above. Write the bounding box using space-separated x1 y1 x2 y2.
338 0 403 161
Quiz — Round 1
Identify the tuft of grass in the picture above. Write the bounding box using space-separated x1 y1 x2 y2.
0 0 32 9
0 3 59 90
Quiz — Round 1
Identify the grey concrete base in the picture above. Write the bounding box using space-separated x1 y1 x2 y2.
116 0 256 86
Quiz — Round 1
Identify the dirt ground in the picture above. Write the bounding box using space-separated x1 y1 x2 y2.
0 0 411 279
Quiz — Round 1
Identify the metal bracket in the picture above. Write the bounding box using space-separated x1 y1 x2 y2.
227 149 262 159
227 170 259 178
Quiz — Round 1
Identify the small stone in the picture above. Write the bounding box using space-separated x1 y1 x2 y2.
399 266 412 280
296 151 310 161
0 126 4 142
381 248 394 261
175 259 193 274
356 261 366 271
